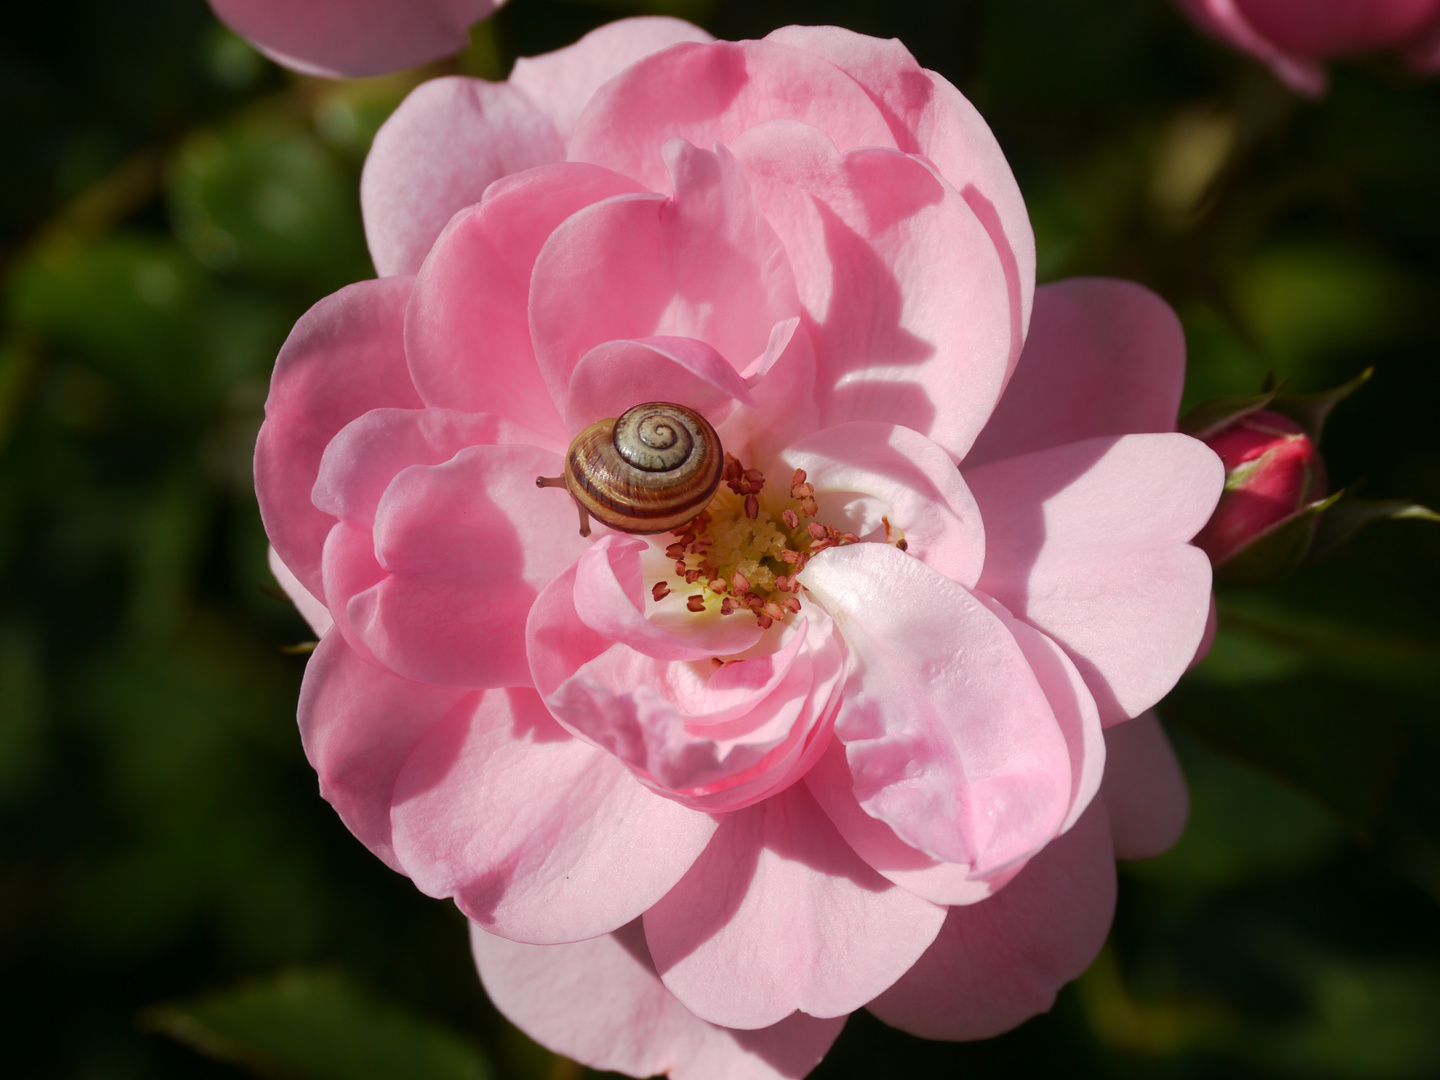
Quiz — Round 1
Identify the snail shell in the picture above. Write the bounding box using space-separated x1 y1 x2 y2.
564 402 723 534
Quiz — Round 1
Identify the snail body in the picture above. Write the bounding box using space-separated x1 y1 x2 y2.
538 402 724 536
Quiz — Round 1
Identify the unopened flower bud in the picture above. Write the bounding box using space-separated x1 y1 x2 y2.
1192 409 1327 570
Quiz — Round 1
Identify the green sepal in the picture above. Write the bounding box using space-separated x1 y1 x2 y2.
1267 367 1373 442
1213 492 1343 586
1310 496 1440 560
1178 384 1285 440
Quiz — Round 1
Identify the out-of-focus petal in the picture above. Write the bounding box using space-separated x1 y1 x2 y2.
774 422 986 588
867 800 1116 1040
209 0 502 79
297 632 472 871
255 277 421 598
800 543 1072 876
569 39 896 194
1177 0 1329 95
966 434 1223 726
390 687 718 944
472 920 844 1080
361 77 564 277
1101 711 1190 860
644 784 944 1029
731 121 1012 461
268 545 333 638
964 279 1187 470
510 17 715 146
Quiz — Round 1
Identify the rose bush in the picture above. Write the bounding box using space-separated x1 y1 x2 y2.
1178 0 1440 95
209 0 506 78
257 18 1223 1078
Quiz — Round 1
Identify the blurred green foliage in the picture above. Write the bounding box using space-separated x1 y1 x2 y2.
1 1 1438 1078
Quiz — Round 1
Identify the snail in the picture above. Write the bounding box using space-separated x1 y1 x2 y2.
536 402 724 537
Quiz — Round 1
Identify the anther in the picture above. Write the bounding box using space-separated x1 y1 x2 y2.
666 542 687 560
896 538 908 552
687 594 706 612
720 597 738 616
652 582 671 602
807 522 828 540
756 613 774 629
744 495 759 519
685 569 701 584
732 571 751 594
782 508 799 529
708 578 728 594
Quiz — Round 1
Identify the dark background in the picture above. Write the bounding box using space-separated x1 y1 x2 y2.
2 0 1439 1077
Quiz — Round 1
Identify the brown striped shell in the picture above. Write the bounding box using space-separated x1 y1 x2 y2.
563 403 723 534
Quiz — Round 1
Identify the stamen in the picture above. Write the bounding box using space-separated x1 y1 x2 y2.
687 594 706 612
720 597 738 616
782 508 799 529
896 538 908 552
652 582 671 602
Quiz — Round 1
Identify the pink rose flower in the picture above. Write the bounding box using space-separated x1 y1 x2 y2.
1178 0 1440 95
256 19 1223 1077
208 0 506 79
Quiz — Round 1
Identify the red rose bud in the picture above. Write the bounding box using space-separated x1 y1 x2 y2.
1192 409 1328 570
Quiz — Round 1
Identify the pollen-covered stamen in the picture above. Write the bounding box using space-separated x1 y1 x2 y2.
650 452 868 629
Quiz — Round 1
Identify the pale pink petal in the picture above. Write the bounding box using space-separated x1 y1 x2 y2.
764 25 1035 338
964 278 1187 469
268 545 333 638
255 277 421 598
297 632 473 871
361 77 564 277
569 38 897 194
312 408 548 526
572 535 764 662
544 608 846 813
719 320 822 464
966 434 1223 725
867 800 1116 1041
800 543 1073 876
320 519 388 668
349 444 591 687
774 422 986 588
644 784 945 1029
471 920 844 1080
405 162 643 437
1101 711 1190 860
390 688 718 944
510 17 716 146
209 0 501 79
730 122 1012 460
529 143 800 397
562 337 755 434
1177 0 1328 95
805 739 1010 907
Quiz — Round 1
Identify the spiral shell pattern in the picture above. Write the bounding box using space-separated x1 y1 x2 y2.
564 402 723 534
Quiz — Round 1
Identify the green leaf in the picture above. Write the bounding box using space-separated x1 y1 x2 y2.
144 969 492 1080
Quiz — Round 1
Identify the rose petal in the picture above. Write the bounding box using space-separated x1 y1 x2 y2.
730 122 1012 460
361 77 564 277
471 919 844 1080
255 276 421 598
405 162 644 437
774 422 986 588
510 17 716 145
569 38 896 194
562 337 755 434
867 800 1116 1041
799 543 1072 875
964 278 1187 469
529 141 800 401
644 783 945 1029
209 0 501 79
965 434 1223 725
763 25 1035 338
390 687 718 943
1100 711 1190 860
347 444 590 688
268 545 333 638
1177 0 1328 95
297 632 472 871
